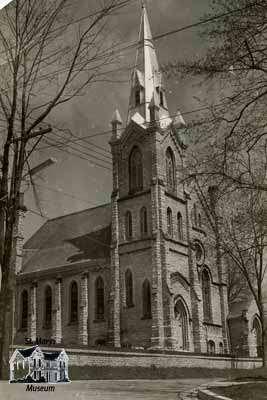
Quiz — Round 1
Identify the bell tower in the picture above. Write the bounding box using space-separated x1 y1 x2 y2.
108 4 192 350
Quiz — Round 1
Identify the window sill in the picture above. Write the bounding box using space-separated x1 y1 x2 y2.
141 315 152 320
203 321 222 328
128 188 144 196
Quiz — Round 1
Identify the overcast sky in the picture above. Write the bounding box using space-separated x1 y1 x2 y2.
7 0 213 240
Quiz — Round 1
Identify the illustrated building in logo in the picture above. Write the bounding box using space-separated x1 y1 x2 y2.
9 346 69 383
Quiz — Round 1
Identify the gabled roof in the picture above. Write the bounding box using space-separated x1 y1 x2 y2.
17 346 38 358
43 351 61 361
22 203 111 273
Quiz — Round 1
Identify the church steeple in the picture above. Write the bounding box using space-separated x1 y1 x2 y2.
127 5 171 126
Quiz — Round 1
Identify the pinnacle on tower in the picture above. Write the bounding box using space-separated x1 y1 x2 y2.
111 109 123 140
173 110 186 128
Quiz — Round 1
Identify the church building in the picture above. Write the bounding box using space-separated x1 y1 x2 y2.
15 6 230 355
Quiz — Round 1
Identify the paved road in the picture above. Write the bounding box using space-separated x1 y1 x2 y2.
0 379 216 400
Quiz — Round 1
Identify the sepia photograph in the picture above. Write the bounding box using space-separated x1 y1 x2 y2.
0 0 266 399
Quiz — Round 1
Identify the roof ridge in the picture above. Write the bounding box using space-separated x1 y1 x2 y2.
47 202 111 222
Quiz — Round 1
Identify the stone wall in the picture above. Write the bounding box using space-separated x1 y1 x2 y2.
17 346 261 370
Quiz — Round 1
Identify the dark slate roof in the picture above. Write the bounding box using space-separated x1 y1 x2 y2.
17 346 38 358
22 203 111 273
43 351 61 361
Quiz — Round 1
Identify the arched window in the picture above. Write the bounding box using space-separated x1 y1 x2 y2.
70 281 78 323
219 342 224 354
135 88 141 106
174 300 189 350
159 90 164 107
142 279 151 319
21 290 28 329
44 286 52 328
140 207 148 237
195 241 204 263
252 317 262 357
202 270 212 322
95 277 104 320
166 148 175 192
208 340 215 354
125 269 133 307
125 211 133 240
129 147 143 193
167 207 173 237
177 212 183 241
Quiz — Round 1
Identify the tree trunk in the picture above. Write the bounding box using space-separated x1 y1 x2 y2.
0 213 16 380
0 275 12 380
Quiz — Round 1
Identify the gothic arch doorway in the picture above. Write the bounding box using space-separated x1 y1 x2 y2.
252 316 262 357
174 299 189 351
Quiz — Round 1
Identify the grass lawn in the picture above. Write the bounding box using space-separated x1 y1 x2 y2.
212 382 267 400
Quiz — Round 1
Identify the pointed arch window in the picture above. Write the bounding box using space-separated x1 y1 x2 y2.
208 340 215 354
44 286 52 328
177 212 183 241
21 290 28 330
142 279 151 319
174 299 189 350
125 211 133 240
167 207 173 237
95 277 104 320
129 147 143 193
219 342 224 354
202 270 212 322
70 281 78 323
166 148 175 192
140 206 148 237
159 90 164 107
125 269 134 307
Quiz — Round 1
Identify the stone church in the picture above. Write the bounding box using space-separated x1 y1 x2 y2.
15 6 233 355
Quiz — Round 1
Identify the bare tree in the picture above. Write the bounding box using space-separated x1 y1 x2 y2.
194 180 267 364
164 0 267 364
0 0 130 379
165 0 267 192
225 257 249 306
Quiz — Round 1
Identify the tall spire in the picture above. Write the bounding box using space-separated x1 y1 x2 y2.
127 5 171 126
